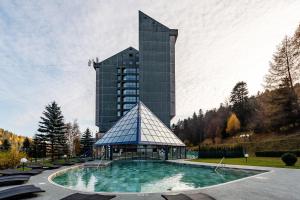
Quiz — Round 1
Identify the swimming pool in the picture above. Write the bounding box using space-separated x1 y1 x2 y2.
51 161 263 193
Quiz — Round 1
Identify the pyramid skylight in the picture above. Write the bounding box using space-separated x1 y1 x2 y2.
95 102 185 146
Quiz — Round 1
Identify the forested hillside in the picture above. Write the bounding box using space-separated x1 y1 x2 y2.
0 128 27 149
173 24 300 146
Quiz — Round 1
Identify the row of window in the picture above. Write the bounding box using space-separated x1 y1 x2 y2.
117 96 139 102
117 89 139 95
117 103 136 110
118 75 139 81
118 82 139 88
121 60 139 65
117 68 139 74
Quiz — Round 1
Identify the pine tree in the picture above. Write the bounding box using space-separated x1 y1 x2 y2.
38 101 67 161
81 128 93 157
22 137 31 155
230 81 250 129
2 139 11 151
267 78 299 130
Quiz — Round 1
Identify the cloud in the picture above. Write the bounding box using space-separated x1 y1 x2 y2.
0 0 300 136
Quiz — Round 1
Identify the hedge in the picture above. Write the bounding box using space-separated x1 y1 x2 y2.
198 145 244 158
255 151 300 157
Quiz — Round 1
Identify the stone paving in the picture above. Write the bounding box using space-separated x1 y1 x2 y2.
0 160 299 200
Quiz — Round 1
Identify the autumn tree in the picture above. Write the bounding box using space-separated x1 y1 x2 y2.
38 101 67 161
226 113 240 135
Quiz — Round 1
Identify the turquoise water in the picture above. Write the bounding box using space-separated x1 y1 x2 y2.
52 161 261 193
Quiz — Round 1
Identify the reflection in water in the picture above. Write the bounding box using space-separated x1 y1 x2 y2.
52 161 261 193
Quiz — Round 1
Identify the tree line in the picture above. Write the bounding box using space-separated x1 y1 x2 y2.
1 101 95 161
173 24 300 146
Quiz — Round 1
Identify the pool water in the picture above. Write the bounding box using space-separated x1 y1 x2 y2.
52 161 262 193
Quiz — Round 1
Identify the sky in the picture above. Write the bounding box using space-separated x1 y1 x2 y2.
1 0 300 137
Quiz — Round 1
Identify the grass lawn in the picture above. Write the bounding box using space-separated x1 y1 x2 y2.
191 157 300 169
16 167 32 171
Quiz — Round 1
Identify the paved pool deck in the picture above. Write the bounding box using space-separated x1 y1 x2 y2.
1 160 299 200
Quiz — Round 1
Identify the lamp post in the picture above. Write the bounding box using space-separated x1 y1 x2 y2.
63 154 67 163
240 133 250 163
20 158 28 171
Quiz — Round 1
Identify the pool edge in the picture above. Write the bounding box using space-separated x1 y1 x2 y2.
47 160 272 195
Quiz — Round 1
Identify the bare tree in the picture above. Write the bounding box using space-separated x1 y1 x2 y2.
65 120 81 157
265 36 299 92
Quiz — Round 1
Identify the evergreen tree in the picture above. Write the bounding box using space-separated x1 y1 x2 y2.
230 81 251 129
31 134 47 161
2 139 11 151
38 101 67 161
22 137 31 155
81 128 93 157
267 79 299 130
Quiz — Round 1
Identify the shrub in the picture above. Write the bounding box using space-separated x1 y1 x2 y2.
281 153 297 166
198 145 244 158
0 147 27 169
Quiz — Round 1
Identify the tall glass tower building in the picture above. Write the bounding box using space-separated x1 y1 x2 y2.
93 11 177 133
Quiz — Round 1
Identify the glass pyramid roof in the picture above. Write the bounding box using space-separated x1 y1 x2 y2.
95 101 185 146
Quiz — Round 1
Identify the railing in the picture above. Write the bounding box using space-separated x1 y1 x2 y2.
214 157 225 172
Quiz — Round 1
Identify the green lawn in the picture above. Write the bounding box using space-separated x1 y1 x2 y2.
191 157 300 169
16 167 32 171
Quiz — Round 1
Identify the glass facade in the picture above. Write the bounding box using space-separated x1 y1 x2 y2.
123 75 139 81
95 102 185 147
94 11 177 134
124 82 139 88
98 105 138 145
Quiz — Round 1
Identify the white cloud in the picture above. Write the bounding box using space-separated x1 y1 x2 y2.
0 0 300 136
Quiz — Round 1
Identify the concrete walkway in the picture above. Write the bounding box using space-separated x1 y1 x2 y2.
0 160 299 200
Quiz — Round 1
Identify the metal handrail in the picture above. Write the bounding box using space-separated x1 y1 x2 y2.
214 157 225 172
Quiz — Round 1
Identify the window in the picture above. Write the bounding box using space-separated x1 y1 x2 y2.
123 68 137 73
124 82 138 88
117 111 121 117
117 68 121 74
123 89 137 95
117 104 121 109
123 97 137 102
123 75 138 81
117 76 121 81
123 104 135 110
117 90 121 95
129 61 133 65
117 97 121 102
129 53 133 57
117 83 121 88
